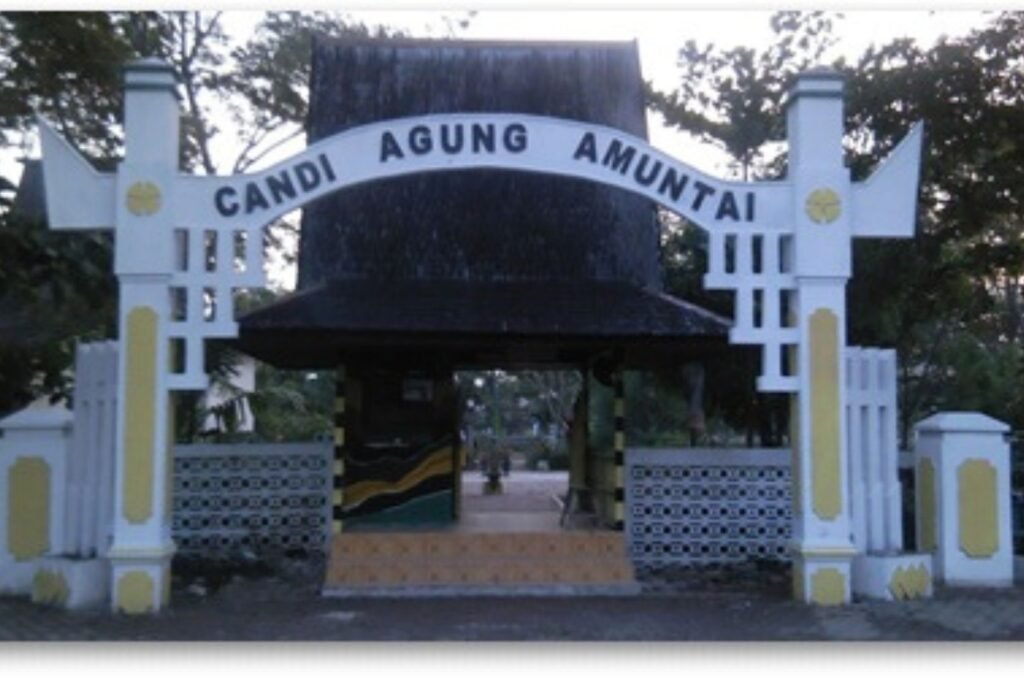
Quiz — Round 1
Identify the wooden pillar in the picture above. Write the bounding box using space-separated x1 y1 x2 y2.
612 370 625 531
332 364 346 535
568 374 588 491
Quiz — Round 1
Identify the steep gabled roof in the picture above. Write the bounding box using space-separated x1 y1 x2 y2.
297 36 660 290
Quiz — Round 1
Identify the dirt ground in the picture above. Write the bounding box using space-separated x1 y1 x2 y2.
4 555 1024 641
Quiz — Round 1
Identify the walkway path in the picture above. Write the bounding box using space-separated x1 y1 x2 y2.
458 470 566 532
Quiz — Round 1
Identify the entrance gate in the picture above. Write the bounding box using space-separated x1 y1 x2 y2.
37 58 923 611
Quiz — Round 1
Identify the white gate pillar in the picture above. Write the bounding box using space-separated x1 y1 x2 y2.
0 407 73 595
914 412 1014 586
786 70 857 605
105 59 180 614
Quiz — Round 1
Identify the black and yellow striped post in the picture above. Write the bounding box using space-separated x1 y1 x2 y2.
612 369 626 531
332 364 346 535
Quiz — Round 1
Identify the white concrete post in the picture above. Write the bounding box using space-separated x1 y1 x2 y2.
914 412 1013 587
786 70 858 606
0 407 73 594
847 348 933 600
105 58 181 614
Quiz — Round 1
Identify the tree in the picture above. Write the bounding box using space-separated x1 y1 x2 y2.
0 203 116 414
648 10 838 181
0 11 401 422
652 10 1024 444
648 12 839 445
0 12 135 167
843 12 1024 439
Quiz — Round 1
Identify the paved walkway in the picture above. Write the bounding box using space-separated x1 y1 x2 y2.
459 471 566 532
4 565 1024 641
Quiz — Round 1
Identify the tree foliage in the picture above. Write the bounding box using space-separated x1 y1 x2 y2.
844 12 1024 438
0 207 116 413
654 10 1024 443
648 11 837 180
0 10 396 420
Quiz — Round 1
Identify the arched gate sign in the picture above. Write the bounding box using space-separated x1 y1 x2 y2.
38 58 923 611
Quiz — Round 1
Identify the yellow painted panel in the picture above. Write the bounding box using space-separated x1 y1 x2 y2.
888 563 931 600
164 395 175 518
810 309 841 520
125 181 162 216
123 306 158 524
958 459 999 558
805 187 842 224
32 569 69 606
334 427 345 446
918 457 937 551
792 563 804 601
789 392 801 515
117 571 155 615
810 568 845 606
613 432 625 452
613 398 625 419
8 457 50 561
334 397 346 413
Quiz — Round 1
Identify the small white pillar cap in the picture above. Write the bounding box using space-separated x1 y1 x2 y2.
0 406 73 433
123 58 179 93
786 66 844 104
915 411 1010 435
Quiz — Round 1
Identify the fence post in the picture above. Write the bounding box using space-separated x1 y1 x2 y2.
914 412 1013 586
0 406 73 595
846 347 932 600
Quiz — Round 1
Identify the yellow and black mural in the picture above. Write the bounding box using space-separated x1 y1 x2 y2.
342 436 455 526
331 365 460 529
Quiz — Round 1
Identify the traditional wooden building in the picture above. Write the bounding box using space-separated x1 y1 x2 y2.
234 37 730 590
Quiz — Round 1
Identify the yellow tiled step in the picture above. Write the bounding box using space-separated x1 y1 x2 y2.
325 532 636 588
332 531 626 559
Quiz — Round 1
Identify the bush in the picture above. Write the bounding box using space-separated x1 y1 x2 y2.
526 439 570 471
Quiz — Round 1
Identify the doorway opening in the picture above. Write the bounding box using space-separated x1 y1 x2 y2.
455 370 579 533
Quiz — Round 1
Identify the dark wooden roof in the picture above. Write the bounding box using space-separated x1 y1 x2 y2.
297 37 660 289
237 37 734 367
236 279 730 370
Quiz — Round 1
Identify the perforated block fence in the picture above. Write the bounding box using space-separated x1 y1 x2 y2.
626 448 793 567
171 441 334 558
170 442 800 565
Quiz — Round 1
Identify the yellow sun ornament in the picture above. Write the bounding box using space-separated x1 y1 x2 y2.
126 181 162 217
805 188 841 225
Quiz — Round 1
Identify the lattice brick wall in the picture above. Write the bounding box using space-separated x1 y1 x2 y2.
626 448 792 567
171 441 333 557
